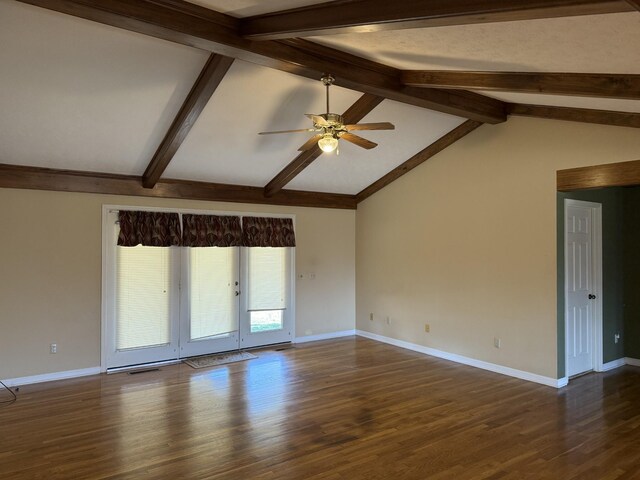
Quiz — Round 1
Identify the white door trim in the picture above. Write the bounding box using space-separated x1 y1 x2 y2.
564 199 603 379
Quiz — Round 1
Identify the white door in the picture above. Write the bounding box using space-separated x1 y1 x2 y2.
105 211 181 369
239 247 294 348
179 247 240 357
565 200 601 377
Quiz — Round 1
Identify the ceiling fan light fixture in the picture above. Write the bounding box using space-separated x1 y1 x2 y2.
318 134 338 153
257 75 393 154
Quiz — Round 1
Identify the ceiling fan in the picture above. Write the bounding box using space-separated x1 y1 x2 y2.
258 74 395 154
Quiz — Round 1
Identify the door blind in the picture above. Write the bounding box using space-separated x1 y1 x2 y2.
189 247 238 340
247 247 287 311
116 246 172 350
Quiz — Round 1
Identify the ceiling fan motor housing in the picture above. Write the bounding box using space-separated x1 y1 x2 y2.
316 114 346 139
320 113 343 125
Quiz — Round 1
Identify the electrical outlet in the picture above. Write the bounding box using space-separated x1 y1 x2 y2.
424 324 430 333
494 337 501 349
369 313 374 321
309 273 316 279
50 343 57 354
615 333 620 344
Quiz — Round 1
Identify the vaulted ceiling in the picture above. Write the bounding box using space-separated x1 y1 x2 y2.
1 0 638 209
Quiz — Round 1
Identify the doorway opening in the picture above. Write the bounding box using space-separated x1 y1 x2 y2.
557 159 640 383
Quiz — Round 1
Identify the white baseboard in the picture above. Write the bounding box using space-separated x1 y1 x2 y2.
294 329 355 344
600 358 626 372
4 344 629 389
356 330 564 388
2 367 101 388
625 357 640 367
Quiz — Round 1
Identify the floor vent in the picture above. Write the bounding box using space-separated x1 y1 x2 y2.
127 368 160 375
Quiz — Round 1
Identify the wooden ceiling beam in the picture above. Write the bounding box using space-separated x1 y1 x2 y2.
241 0 633 40
0 164 356 209
356 120 483 203
402 71 640 99
264 94 384 197
143 54 234 188
558 159 640 191
625 0 640 10
508 104 640 128
16 0 506 124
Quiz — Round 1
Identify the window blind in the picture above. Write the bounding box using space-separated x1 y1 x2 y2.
116 246 172 350
189 248 238 340
247 247 287 311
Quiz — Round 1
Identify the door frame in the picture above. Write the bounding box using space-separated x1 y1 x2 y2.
101 204 296 372
564 198 603 380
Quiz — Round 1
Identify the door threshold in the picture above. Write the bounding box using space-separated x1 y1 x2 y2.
569 370 593 380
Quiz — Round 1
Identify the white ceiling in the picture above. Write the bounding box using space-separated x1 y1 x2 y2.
166 60 465 194
312 13 640 74
165 60 362 188
0 1 209 174
187 0 322 17
0 0 638 197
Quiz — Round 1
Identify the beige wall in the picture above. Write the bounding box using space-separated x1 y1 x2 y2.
356 117 640 379
3 117 639 382
0 190 355 379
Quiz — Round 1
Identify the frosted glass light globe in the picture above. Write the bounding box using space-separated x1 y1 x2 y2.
318 134 338 153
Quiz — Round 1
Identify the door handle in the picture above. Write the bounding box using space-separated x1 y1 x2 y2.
235 291 240 296
588 294 596 299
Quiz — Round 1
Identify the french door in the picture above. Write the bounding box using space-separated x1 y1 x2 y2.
105 242 181 368
239 247 293 348
103 209 294 370
179 247 241 358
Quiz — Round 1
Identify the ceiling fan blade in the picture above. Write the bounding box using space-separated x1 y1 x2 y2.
258 128 316 135
305 114 329 126
344 122 395 131
298 134 323 151
341 133 378 150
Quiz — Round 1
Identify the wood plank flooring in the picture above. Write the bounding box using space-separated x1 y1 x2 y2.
1 337 640 479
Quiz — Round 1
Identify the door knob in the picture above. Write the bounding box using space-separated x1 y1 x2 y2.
588 294 596 299
235 291 240 296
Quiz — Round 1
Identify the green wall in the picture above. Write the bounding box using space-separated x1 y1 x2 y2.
624 188 640 359
557 188 626 378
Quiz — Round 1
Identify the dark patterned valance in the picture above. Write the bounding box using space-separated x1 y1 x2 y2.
182 214 243 247
117 211 181 247
242 217 296 247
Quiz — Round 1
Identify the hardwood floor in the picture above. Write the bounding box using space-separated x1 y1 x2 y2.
1 337 640 479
